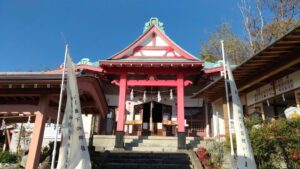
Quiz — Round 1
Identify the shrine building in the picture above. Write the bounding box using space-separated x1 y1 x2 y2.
0 18 222 169
98 18 208 148
4 17 300 169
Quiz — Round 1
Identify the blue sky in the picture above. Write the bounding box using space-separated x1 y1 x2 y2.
0 0 244 71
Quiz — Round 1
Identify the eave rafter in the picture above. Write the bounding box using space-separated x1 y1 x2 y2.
101 67 201 75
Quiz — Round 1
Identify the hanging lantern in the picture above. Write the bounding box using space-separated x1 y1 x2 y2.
130 89 134 101
282 94 286 102
143 91 147 102
157 91 161 102
170 89 173 100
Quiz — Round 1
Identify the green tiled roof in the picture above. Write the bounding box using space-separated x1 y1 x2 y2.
204 60 223 69
204 60 237 69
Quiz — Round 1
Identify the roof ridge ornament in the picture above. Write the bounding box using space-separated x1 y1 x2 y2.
77 58 98 67
143 17 165 33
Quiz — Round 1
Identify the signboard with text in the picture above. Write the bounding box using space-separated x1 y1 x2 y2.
275 70 300 95
246 83 275 106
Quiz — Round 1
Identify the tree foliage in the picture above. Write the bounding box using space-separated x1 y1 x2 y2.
200 0 300 64
246 118 300 169
200 23 251 65
239 0 300 52
0 152 19 164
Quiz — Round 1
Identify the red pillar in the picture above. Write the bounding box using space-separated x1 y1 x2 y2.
177 73 185 132
115 73 127 148
26 96 48 169
177 73 186 149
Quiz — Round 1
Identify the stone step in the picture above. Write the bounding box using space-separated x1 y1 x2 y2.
130 141 201 147
97 142 200 148
91 151 199 169
93 135 201 141
128 138 199 143
95 142 202 150
105 158 190 164
102 163 192 169
135 142 178 147
95 144 202 151
131 147 178 152
93 135 205 153
95 146 114 151
95 146 202 152
107 152 189 158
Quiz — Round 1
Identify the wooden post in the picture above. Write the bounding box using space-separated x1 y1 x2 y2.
115 73 127 148
222 98 230 137
204 100 210 138
26 95 48 169
6 129 11 149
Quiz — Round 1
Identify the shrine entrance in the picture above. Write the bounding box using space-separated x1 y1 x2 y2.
134 102 171 136
99 18 204 149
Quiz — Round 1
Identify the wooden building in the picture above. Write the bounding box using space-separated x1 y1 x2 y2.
193 25 300 138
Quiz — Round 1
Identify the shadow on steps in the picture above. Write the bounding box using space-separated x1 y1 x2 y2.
91 151 193 169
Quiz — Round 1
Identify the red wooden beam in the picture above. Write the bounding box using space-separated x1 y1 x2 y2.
127 80 177 86
111 79 193 87
204 66 223 74
133 46 174 51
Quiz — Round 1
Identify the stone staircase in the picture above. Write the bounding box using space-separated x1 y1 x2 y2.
91 135 204 169
91 151 202 169
93 135 207 152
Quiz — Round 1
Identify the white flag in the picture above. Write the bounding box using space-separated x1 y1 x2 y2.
56 46 91 169
226 61 257 169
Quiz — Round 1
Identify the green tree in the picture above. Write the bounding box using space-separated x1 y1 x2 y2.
200 0 300 66
200 23 251 65
247 118 300 169
239 0 300 52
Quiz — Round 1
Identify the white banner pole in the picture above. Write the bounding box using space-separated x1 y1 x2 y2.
221 40 236 168
50 45 68 169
